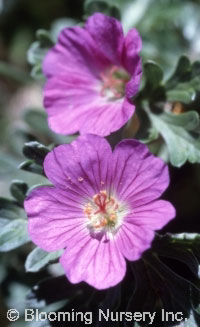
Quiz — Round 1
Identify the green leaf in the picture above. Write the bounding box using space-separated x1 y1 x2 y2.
191 61 200 78
144 60 164 90
165 56 200 104
0 198 22 219
166 55 191 89
166 76 200 103
0 219 30 252
36 29 54 48
27 41 48 66
19 160 44 176
0 218 11 228
30 63 44 80
166 88 195 104
147 109 200 166
27 29 53 81
84 0 121 19
10 180 28 205
140 127 159 144
23 142 49 166
25 247 62 272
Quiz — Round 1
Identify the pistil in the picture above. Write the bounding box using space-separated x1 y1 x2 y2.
84 190 124 233
100 66 130 100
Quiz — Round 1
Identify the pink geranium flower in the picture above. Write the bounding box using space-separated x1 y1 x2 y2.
43 13 142 136
24 135 175 290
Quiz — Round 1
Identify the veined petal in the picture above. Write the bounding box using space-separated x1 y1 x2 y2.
86 13 124 65
43 13 142 136
127 200 176 229
24 186 87 251
117 221 155 261
25 135 175 290
79 98 135 136
125 64 142 99
111 139 169 205
43 26 109 79
117 200 175 261
44 73 135 136
122 28 142 74
60 237 126 289
43 134 112 195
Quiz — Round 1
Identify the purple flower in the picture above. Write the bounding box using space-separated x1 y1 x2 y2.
24 135 175 289
43 13 142 136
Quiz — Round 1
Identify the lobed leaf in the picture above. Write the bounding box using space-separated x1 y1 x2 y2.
147 110 200 166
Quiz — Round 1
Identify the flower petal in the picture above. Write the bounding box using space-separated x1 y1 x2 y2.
43 14 141 137
24 186 87 251
117 221 154 261
60 237 126 289
127 200 176 229
111 139 169 205
43 26 109 79
44 134 112 196
43 72 99 135
117 200 175 261
86 13 124 65
44 73 135 136
122 28 142 74
125 65 142 99
78 98 135 136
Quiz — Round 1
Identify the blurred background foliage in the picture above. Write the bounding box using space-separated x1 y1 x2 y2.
1 0 200 326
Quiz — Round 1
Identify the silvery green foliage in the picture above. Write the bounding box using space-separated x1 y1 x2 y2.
25 247 63 272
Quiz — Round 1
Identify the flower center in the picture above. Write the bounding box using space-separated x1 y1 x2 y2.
84 190 126 235
100 66 130 100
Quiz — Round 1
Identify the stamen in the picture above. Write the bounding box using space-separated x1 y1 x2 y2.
100 66 130 100
84 190 126 234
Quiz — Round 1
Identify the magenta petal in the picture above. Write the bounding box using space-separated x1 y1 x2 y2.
24 186 87 251
129 200 176 229
123 29 142 98
86 13 124 65
122 28 142 74
43 13 142 136
43 27 108 79
117 222 154 261
125 67 142 99
25 135 175 290
118 200 175 261
43 134 112 195
43 73 100 135
60 237 126 289
111 139 169 205
44 71 135 136
79 98 135 136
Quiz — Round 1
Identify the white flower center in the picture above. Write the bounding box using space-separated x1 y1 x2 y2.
100 66 130 100
84 190 127 235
